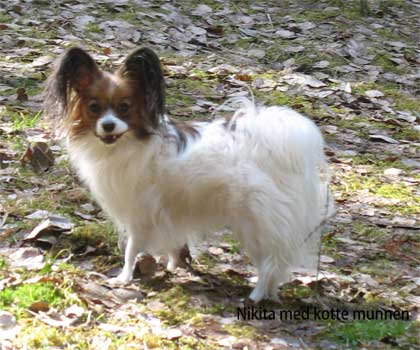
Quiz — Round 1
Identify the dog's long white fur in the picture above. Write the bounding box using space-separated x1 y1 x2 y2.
67 98 333 302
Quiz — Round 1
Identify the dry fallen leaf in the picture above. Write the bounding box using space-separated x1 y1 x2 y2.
9 247 45 270
369 134 399 144
25 215 74 241
29 301 50 313
21 142 54 173
136 254 157 276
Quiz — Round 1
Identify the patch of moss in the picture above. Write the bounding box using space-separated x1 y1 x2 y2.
0 257 7 269
17 326 91 350
223 234 241 254
257 90 311 111
201 302 227 315
376 85 420 114
353 222 387 240
348 154 411 171
379 0 413 12
234 37 257 49
0 12 12 23
223 322 259 339
85 22 101 33
295 9 339 22
0 282 63 313
373 53 408 74
4 76 43 97
375 183 417 202
324 320 415 347
70 222 118 255
152 285 198 325
195 252 218 268
358 258 397 277
393 128 420 142
281 284 314 300
21 327 66 349
333 173 380 194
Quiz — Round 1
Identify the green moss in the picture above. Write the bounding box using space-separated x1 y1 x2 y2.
0 12 12 22
70 222 118 255
0 257 6 269
223 323 259 339
348 154 410 170
353 222 387 240
333 166 419 215
376 183 417 202
119 11 140 24
201 302 227 315
24 327 65 349
152 285 198 325
0 282 63 312
325 320 415 346
195 252 217 268
296 9 339 22
223 234 241 254
358 258 397 277
234 37 257 49
373 53 408 74
85 22 101 33
378 0 413 13
4 76 43 97
281 284 314 299
333 173 380 194
257 90 310 109
17 326 91 350
353 80 418 113
393 128 420 142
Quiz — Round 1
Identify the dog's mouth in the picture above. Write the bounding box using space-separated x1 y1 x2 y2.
99 134 123 144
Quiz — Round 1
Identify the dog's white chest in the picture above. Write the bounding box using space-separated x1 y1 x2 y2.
68 136 153 227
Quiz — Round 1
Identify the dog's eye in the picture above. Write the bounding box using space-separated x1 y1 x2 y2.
89 102 101 114
118 102 130 114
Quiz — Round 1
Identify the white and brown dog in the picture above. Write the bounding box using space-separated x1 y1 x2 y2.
44 47 333 302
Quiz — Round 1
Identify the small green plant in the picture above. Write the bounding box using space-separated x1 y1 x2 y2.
358 0 371 16
85 22 101 33
11 110 41 131
0 257 6 269
223 234 241 254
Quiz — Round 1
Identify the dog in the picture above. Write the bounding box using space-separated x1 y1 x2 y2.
44 47 333 302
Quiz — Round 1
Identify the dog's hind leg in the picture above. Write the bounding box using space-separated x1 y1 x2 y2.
167 244 191 271
249 257 286 303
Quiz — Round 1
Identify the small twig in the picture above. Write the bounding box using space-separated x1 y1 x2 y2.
0 212 9 229
299 337 309 349
267 13 274 29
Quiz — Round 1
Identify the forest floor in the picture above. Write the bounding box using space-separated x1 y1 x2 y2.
0 0 419 349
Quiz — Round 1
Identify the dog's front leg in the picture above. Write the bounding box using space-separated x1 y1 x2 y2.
109 234 142 286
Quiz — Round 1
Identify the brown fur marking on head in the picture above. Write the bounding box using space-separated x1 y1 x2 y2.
44 47 167 140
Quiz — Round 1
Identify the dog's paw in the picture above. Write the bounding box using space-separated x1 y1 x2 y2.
108 272 133 286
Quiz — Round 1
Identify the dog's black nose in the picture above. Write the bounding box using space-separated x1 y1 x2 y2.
102 121 116 133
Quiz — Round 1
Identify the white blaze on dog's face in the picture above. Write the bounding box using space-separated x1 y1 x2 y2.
95 109 129 144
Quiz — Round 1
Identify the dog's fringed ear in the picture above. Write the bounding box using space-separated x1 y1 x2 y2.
43 47 100 120
118 48 165 129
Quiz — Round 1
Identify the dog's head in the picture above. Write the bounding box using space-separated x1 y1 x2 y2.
44 47 165 144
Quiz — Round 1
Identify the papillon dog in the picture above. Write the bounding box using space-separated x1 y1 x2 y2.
44 47 333 302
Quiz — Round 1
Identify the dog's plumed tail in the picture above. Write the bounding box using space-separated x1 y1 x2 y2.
224 99 333 301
